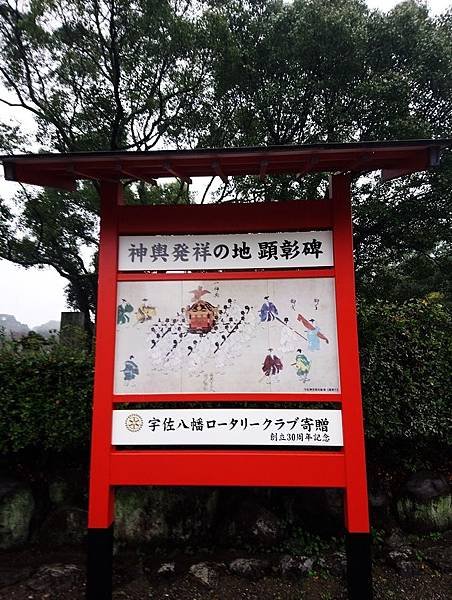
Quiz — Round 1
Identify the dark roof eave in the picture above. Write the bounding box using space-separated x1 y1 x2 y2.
2 138 452 163
1 139 451 190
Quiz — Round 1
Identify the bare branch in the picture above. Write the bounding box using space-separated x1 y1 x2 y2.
200 176 215 205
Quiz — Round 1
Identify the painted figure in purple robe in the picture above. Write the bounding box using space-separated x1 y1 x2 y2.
262 348 283 378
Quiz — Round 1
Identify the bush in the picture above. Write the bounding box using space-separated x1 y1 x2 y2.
359 295 451 447
0 331 93 454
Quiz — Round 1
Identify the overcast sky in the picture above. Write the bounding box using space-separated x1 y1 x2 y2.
367 0 449 9
1 0 450 328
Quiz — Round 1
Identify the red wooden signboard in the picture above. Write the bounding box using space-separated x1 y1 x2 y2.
87 174 371 599
4 140 449 600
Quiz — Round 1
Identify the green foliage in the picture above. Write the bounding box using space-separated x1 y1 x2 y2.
0 122 26 154
277 526 338 557
359 295 451 446
0 0 208 153
189 0 452 304
0 0 208 314
1 0 451 311
0 330 93 454
354 153 452 305
0 183 99 322
128 181 193 206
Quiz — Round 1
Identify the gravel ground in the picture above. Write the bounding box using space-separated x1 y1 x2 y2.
0 532 450 599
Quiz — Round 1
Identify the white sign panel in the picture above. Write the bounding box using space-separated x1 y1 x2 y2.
114 277 340 395
118 231 333 271
112 409 343 446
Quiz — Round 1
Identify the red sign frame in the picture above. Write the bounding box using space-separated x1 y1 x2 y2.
6 140 447 599
88 173 369 538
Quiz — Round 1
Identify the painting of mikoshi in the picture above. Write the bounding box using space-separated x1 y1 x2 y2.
114 277 340 395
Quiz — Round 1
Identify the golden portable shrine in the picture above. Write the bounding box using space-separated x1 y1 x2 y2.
186 286 219 333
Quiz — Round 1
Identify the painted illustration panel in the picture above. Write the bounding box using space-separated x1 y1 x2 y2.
114 278 340 395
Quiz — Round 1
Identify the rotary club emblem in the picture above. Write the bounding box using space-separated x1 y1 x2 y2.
125 413 143 433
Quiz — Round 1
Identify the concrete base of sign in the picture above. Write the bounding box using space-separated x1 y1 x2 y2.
345 532 373 599
86 526 113 600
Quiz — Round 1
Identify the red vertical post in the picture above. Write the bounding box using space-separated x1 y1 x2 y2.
332 173 369 533
332 174 372 599
88 180 121 528
87 181 121 600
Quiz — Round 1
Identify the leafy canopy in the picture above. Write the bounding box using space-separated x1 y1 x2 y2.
0 0 208 316
0 0 451 314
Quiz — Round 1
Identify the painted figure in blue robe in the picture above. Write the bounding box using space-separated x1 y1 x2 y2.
259 296 278 322
117 299 134 325
122 355 139 381
297 314 329 350
306 319 325 351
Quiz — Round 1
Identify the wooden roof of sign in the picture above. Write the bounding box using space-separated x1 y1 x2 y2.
1 139 451 191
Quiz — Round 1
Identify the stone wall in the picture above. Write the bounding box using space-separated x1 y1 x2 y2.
0 469 450 551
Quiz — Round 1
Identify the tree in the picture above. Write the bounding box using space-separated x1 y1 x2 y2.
352 1 452 303
0 183 100 322
0 0 208 153
353 157 452 305
0 0 208 321
170 0 452 302
1 0 451 315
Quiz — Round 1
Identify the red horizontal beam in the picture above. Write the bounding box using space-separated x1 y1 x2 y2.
8 146 432 174
4 144 441 189
12 164 77 191
113 392 342 403
117 268 335 281
109 450 346 487
117 199 333 234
